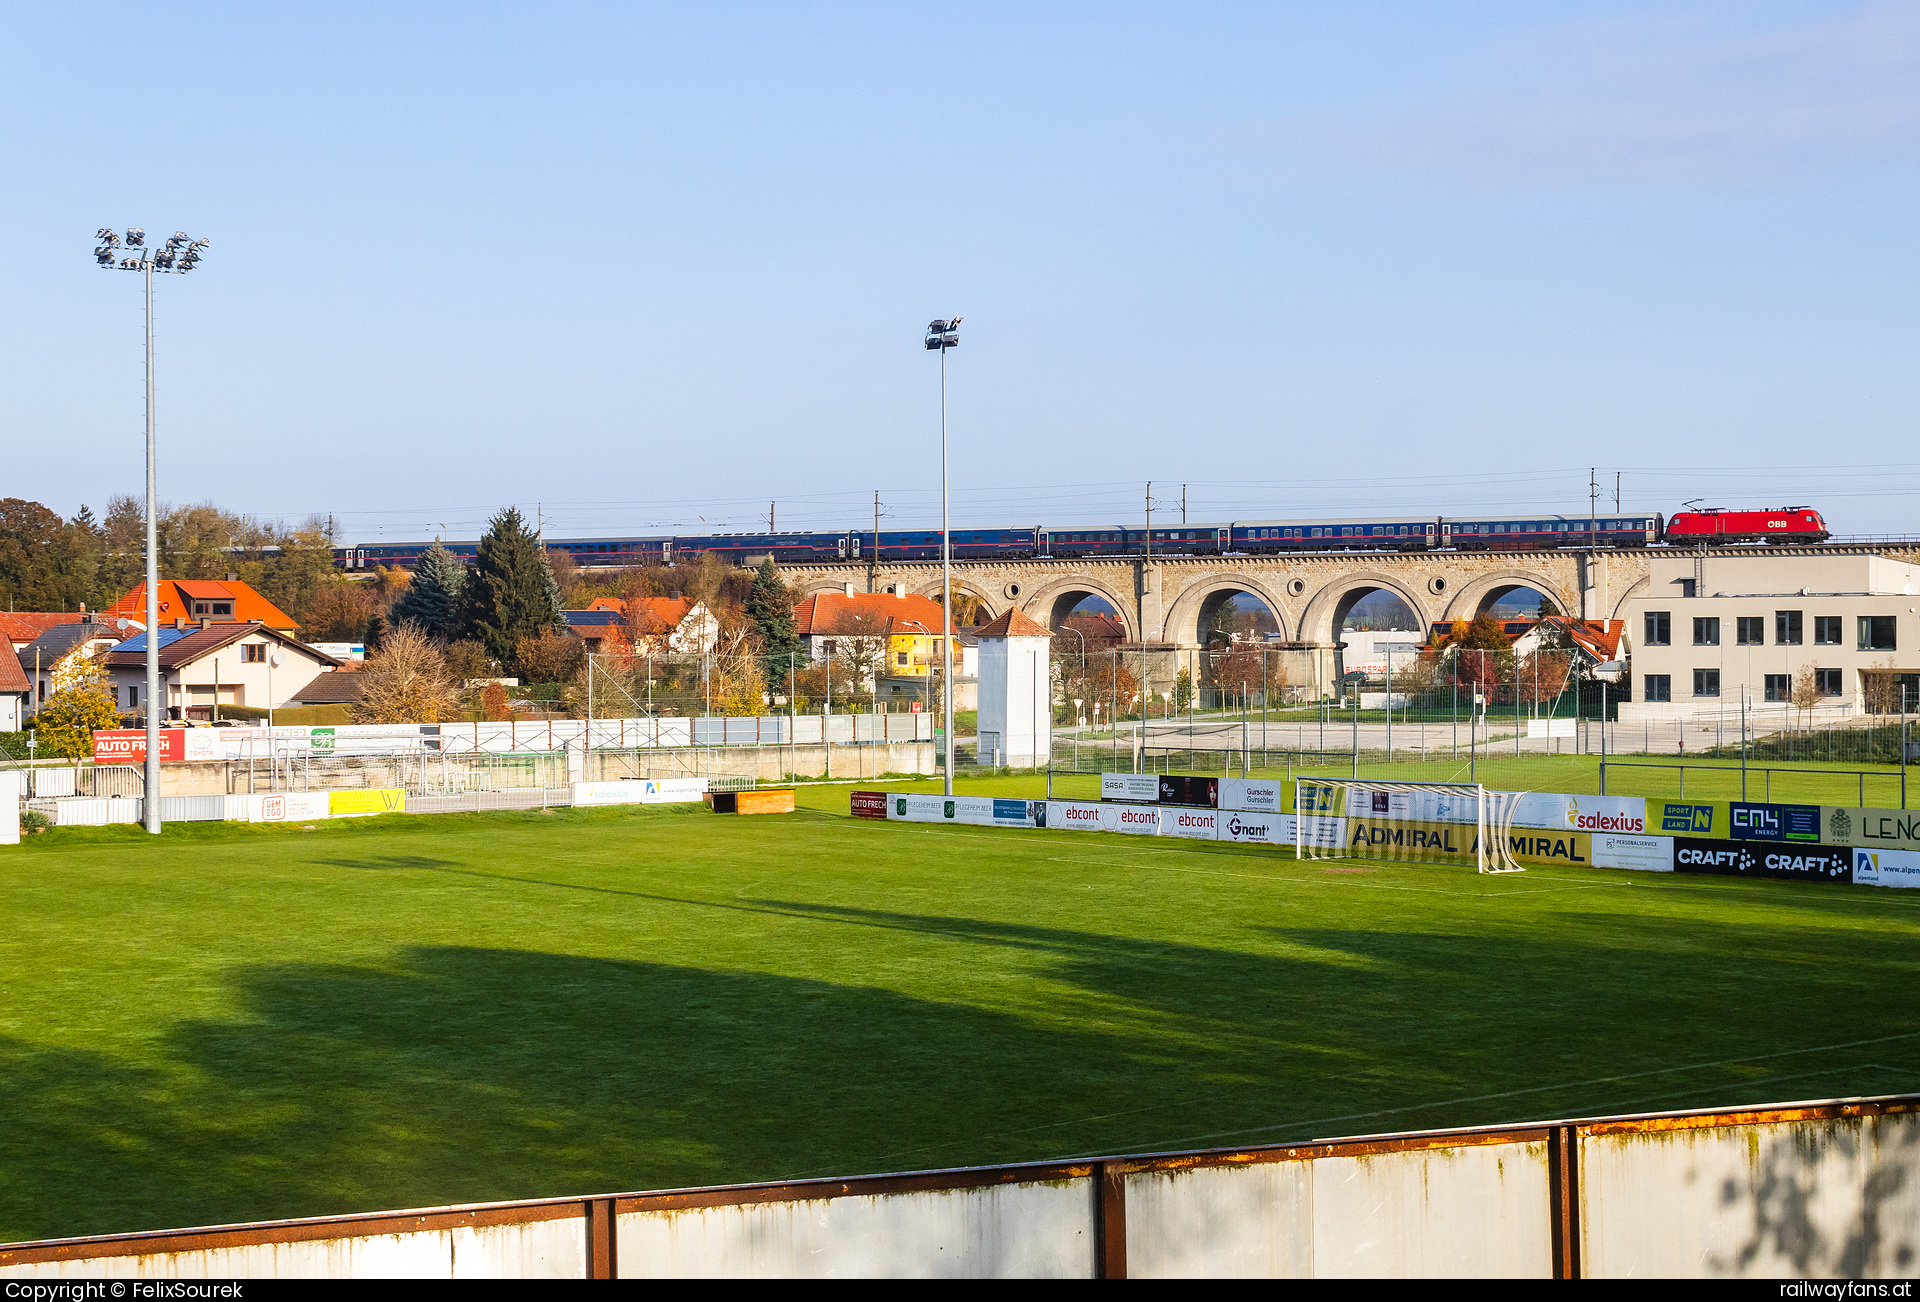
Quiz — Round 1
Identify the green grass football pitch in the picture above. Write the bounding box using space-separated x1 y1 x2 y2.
4 776 1918 1243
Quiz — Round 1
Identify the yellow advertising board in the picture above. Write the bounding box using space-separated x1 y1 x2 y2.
329 788 407 817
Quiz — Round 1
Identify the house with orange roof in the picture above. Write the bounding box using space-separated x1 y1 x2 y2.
0 640 27 730
103 622 341 720
1514 617 1627 682
103 578 299 636
794 587 977 707
0 612 89 652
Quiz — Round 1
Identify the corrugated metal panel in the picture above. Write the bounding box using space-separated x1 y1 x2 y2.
614 1179 1095 1279
157 795 229 822
1580 1109 1920 1277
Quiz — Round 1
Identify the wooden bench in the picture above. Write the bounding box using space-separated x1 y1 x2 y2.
704 789 796 815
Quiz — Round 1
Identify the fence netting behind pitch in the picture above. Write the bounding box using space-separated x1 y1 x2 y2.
1294 780 1526 874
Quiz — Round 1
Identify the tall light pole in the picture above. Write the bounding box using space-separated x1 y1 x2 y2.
94 228 210 835
925 317 961 794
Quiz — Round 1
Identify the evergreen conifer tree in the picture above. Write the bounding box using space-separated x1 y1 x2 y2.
745 559 801 675
455 507 566 669
390 540 466 639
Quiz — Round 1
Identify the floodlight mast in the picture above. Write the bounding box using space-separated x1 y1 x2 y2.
925 318 960 794
92 228 211 834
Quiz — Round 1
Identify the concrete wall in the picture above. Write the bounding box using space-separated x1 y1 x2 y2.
7 1099 1913 1279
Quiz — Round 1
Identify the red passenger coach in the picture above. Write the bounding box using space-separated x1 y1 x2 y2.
1663 507 1829 545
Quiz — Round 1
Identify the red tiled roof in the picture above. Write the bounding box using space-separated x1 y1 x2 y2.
794 591 947 636
0 640 26 694
628 597 693 633
587 597 627 614
104 622 341 671
104 580 299 632
0 612 85 646
974 607 1052 639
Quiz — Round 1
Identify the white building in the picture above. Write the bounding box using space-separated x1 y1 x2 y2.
974 607 1052 768
104 621 344 720
1619 551 1920 722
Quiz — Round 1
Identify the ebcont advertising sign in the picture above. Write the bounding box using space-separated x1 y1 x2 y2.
1045 800 1161 835
1162 807 1219 839
92 729 186 763
1673 838 1850 883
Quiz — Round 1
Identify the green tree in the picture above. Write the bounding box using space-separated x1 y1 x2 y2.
0 499 70 610
391 541 467 639
32 655 120 760
456 507 564 670
744 560 800 674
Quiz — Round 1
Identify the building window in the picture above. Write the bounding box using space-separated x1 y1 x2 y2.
1817 668 1842 696
1736 617 1764 646
1858 616 1897 651
125 685 138 707
896 652 909 666
1693 669 1720 697
1764 674 1790 702
1644 674 1671 702
1644 612 1670 646
1815 615 1843 645
822 640 836 654
1693 617 1720 646
241 644 266 663
1679 579 1697 599
1775 611 1802 645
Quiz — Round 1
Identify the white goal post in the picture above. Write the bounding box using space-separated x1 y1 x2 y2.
1294 779 1527 874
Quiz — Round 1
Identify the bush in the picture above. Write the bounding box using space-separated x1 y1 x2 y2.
20 808 51 836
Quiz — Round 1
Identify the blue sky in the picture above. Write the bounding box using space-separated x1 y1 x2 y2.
4 2 1917 541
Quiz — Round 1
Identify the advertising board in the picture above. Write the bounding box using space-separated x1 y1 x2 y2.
1157 775 1218 808
850 791 888 819
1044 800 1162 835
329 789 406 817
1852 848 1920 889
1659 802 1723 835
1161 807 1220 839
1219 779 1283 813
1730 803 1822 842
1819 806 1920 852
246 792 331 823
92 730 185 763
1590 834 1673 872
571 779 708 807
1672 838 1850 883
1100 773 1160 803
1217 811 1301 845
888 795 1042 827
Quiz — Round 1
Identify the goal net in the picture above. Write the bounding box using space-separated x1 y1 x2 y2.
1294 779 1526 874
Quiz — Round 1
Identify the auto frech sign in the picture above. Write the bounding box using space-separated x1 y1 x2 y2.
92 729 185 763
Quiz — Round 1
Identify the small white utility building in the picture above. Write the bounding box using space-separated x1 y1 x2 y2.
974 607 1052 769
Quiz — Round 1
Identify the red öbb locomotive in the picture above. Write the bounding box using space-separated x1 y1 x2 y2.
1662 507 1829 545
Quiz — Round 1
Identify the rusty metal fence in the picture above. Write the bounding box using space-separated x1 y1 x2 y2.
3 1093 1912 1279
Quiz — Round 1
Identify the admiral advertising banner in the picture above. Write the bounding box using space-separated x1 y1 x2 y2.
890 794 1044 828
1852 848 1920 889
1673 838 1851 883
1341 820 1597 867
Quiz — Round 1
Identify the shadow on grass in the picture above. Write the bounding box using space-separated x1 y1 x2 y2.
5 902 1918 1242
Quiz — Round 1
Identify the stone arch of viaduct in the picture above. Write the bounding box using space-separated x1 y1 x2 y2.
783 550 1636 665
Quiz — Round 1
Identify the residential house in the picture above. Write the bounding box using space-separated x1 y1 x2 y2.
794 587 978 709
20 614 128 718
1511 617 1626 683
0 641 26 731
104 622 342 720
104 578 299 635
283 669 366 710
562 609 628 654
1 612 89 653
627 598 719 655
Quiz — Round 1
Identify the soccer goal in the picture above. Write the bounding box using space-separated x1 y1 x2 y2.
1294 779 1527 874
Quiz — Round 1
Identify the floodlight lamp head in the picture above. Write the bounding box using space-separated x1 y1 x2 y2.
96 228 119 246
94 247 115 266
125 228 144 247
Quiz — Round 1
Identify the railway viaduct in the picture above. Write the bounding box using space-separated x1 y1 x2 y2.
780 544 1918 694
